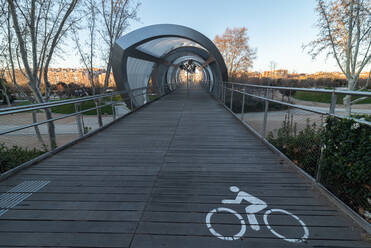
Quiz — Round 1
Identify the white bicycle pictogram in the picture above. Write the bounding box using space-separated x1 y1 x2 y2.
205 186 309 243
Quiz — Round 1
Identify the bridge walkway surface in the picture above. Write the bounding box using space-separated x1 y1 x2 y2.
0 88 369 247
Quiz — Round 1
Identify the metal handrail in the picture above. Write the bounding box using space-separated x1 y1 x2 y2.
0 85 164 138
205 81 371 129
226 81 371 97
220 81 371 125
230 87 371 126
0 92 137 136
0 86 148 115
232 88 329 115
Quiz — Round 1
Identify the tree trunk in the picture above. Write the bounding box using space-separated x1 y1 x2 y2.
29 82 57 149
32 111 46 146
364 69 371 89
0 78 11 106
95 99 103 127
343 95 352 116
0 89 11 106
103 63 112 92
3 93 10 106
343 78 355 116
42 74 57 149
45 108 57 149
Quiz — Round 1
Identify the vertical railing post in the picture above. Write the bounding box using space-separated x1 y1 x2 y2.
230 83 234 110
111 95 116 121
220 81 223 100
241 88 246 121
218 81 222 100
223 82 226 104
262 88 269 138
130 90 134 111
218 81 220 99
287 89 291 118
74 103 83 137
221 82 224 102
329 90 337 114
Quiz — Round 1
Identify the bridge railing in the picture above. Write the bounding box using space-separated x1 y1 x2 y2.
0 84 179 175
202 80 371 227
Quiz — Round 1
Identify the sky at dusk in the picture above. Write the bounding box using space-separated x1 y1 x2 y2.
58 0 341 73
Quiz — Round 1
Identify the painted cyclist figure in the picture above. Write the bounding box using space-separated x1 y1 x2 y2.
206 185 309 242
222 186 267 231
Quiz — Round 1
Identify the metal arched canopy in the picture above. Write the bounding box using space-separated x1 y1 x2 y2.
157 46 218 93
112 24 228 106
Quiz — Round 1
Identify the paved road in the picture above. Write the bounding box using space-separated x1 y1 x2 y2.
0 88 369 247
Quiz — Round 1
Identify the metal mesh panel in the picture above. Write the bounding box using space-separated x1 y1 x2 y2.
265 107 324 177
0 122 48 150
243 96 265 135
53 115 79 147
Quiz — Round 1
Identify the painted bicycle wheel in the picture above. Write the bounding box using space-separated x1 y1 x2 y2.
205 207 246 241
263 209 309 243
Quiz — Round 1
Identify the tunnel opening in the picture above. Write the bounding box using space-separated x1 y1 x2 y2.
112 24 228 107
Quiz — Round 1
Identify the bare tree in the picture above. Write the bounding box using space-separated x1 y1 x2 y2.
97 0 140 92
0 0 10 106
0 78 10 106
307 0 371 115
73 0 103 127
365 68 371 88
0 39 9 105
72 0 139 127
6 0 80 148
0 45 11 106
214 27 257 77
0 2 47 145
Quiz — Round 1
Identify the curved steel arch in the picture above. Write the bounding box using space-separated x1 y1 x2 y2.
112 24 228 106
154 46 219 94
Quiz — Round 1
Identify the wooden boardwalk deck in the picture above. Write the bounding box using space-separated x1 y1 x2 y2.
0 88 369 247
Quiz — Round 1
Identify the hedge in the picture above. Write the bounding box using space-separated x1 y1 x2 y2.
267 115 370 221
320 117 371 220
267 116 322 177
0 144 46 173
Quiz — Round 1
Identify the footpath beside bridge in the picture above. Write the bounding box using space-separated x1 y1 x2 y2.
0 88 369 247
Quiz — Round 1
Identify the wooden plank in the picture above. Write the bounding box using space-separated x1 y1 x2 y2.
0 233 132 247
1 209 142 221
130 234 371 248
135 222 361 240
